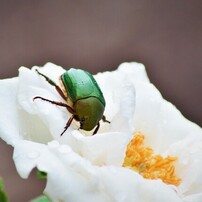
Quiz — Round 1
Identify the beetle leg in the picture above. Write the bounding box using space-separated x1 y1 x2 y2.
102 115 110 123
93 122 100 135
35 69 66 100
33 96 75 114
60 115 75 136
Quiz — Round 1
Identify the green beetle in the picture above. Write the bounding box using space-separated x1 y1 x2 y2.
33 68 110 136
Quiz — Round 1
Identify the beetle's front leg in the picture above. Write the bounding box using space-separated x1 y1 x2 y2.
93 122 100 135
35 69 66 100
92 116 110 135
60 115 76 136
102 115 110 123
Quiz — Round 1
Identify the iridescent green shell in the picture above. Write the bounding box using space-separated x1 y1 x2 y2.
61 68 105 130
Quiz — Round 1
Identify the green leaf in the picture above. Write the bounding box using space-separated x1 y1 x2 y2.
0 177 4 190
0 191 8 202
30 195 50 202
36 171 47 180
0 177 9 202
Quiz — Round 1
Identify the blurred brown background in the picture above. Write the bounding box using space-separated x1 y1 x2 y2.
0 0 201 201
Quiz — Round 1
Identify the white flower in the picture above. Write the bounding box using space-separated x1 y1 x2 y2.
0 62 202 202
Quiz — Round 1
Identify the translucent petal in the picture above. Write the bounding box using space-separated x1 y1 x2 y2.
184 193 202 202
116 63 202 153
65 130 132 166
32 62 65 87
95 67 136 133
118 62 150 83
1 62 202 202
13 140 182 202
0 77 21 145
17 66 75 143
133 81 201 152
168 137 202 197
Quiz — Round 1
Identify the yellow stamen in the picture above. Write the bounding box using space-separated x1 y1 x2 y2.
123 132 181 186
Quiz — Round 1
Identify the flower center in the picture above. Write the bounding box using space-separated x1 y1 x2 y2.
123 132 181 186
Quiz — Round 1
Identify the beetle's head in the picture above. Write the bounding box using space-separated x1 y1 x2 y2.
75 97 105 131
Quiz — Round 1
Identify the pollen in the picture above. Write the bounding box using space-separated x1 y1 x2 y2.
123 132 181 186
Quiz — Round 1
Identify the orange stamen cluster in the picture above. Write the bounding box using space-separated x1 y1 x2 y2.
123 132 181 186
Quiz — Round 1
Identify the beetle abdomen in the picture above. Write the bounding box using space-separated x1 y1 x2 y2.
75 97 105 131
61 68 105 106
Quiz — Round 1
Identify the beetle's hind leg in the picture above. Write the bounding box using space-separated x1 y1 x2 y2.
102 115 110 123
35 69 66 100
33 96 76 136
33 96 75 114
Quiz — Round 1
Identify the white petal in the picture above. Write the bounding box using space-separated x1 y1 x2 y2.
183 193 202 202
97 167 182 202
32 62 65 86
0 77 21 145
13 140 47 178
65 130 132 166
13 140 182 202
112 62 202 152
109 81 136 133
134 81 201 153
168 137 202 197
17 66 76 143
2 62 202 201
95 67 136 133
117 62 150 83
